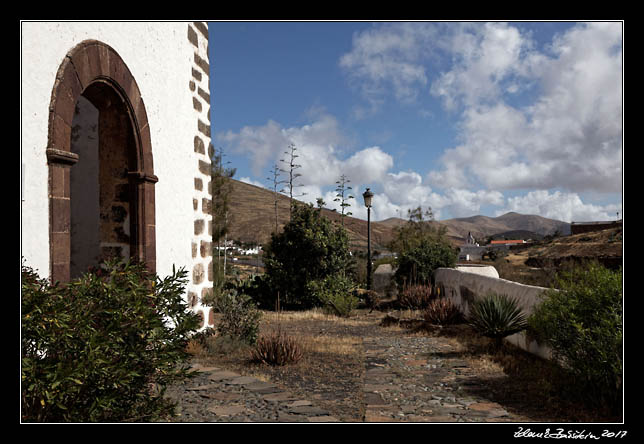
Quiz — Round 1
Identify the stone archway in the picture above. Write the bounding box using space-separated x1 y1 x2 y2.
47 40 157 282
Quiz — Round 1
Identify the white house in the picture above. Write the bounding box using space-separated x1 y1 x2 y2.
21 22 215 329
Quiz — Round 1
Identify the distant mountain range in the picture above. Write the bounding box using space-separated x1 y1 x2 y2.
224 179 571 250
436 212 571 243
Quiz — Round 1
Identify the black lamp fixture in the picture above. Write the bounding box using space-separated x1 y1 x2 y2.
362 188 374 290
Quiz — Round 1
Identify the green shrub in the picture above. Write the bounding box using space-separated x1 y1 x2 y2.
307 274 358 317
467 292 527 346
21 260 200 422
262 202 353 310
424 298 463 325
394 239 457 290
210 289 262 345
388 206 456 290
528 262 622 411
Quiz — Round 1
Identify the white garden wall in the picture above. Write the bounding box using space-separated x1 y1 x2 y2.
433 268 553 360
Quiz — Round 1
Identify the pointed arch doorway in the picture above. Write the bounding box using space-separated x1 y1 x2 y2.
46 40 157 282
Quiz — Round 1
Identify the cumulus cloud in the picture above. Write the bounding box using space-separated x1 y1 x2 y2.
216 113 393 189
430 22 533 111
363 171 506 221
427 22 622 196
217 120 289 176
496 190 622 223
223 23 621 223
341 22 622 197
339 22 438 112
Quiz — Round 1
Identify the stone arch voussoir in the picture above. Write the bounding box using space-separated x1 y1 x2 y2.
47 40 156 282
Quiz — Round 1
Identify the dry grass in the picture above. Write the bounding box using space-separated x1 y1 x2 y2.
185 307 620 423
301 335 361 356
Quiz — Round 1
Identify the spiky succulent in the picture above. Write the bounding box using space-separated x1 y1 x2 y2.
467 293 528 339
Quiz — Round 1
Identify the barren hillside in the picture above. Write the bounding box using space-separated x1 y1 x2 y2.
224 179 396 251
223 179 575 252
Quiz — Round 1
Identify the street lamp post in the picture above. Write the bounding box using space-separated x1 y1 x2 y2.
362 188 374 291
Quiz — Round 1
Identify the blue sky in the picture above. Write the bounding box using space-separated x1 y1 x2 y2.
208 21 622 223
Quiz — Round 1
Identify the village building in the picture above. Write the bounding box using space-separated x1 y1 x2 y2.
458 231 485 261
489 239 526 246
570 220 622 235
21 22 215 329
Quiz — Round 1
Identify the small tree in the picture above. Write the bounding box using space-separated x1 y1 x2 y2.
261 202 353 309
316 197 326 210
389 206 456 289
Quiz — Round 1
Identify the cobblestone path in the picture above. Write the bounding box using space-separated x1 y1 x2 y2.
164 327 537 423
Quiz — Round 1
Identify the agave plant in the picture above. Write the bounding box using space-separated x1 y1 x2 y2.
467 293 528 347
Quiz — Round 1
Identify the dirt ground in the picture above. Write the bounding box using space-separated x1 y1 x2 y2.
185 308 621 423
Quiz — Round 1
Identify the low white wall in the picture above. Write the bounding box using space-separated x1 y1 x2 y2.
434 268 552 360
373 263 396 296
455 264 499 279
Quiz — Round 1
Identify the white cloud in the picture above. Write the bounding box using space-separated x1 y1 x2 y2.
341 22 622 197
223 22 621 224
239 177 266 188
430 22 532 110
217 120 289 176
496 190 622 223
217 114 393 189
426 22 622 195
339 22 438 111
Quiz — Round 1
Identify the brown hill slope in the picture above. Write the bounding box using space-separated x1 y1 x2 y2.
494 226 622 286
523 226 622 268
439 212 570 242
224 179 396 251
223 179 572 250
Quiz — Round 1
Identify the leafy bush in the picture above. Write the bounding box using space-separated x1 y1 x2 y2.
467 292 527 346
394 239 457 289
388 206 456 290
528 262 622 411
210 289 262 345
398 284 434 309
21 260 200 422
424 298 463 325
251 330 303 366
261 203 353 309
307 273 358 317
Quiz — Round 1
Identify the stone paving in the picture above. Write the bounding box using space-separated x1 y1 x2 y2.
165 329 529 423
165 364 341 422
361 335 519 422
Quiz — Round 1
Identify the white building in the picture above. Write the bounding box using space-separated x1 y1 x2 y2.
21 22 215 329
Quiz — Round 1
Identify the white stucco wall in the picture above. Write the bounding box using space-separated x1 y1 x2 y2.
434 268 553 360
20 22 204 289
455 264 500 279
